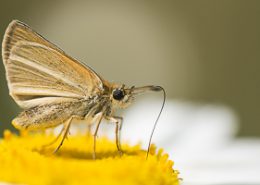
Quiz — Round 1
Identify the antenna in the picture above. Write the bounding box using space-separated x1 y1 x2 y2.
146 86 166 159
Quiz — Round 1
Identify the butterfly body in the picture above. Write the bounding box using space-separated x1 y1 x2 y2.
2 20 163 158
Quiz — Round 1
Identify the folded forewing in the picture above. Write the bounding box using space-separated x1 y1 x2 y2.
2 20 104 109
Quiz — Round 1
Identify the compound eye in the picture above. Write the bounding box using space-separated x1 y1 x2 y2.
113 89 125 100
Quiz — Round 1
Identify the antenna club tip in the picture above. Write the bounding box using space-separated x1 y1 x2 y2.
151 86 163 91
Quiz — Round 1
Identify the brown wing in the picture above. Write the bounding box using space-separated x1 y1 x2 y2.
2 20 104 109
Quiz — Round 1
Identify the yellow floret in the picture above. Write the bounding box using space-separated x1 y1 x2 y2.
0 130 179 185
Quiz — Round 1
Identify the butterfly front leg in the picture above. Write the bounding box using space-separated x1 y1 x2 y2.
105 116 124 155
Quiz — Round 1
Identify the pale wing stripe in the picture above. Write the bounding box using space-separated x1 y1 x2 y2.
9 66 52 81
8 63 73 89
9 75 56 85
8 61 55 80
9 54 84 94
11 86 83 98
16 97 77 109
8 69 80 93
18 41 57 52
8 76 74 92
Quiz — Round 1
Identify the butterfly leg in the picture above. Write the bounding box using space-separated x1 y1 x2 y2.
106 116 124 155
93 112 103 159
53 115 80 154
42 125 65 148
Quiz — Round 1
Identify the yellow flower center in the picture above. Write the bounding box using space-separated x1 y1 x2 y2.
0 130 179 185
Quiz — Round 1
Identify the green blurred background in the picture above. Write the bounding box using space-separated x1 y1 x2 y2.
0 0 259 137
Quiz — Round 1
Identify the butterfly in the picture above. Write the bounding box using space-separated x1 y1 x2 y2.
1 20 164 158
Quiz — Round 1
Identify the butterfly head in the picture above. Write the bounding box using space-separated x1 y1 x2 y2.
111 84 134 109
110 84 163 109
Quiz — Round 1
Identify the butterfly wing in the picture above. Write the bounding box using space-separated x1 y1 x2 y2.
2 20 104 109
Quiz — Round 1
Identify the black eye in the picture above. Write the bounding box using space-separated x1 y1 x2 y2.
113 89 125 100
